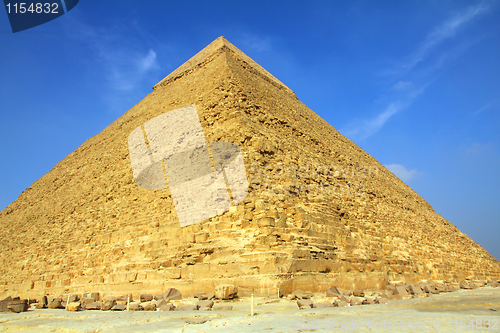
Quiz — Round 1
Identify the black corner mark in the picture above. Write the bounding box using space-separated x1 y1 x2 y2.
4 0 79 33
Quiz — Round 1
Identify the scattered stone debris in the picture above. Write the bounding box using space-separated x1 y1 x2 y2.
1 279 497 314
287 290 314 300
294 280 500 309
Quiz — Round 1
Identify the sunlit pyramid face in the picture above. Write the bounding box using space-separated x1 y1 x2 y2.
128 104 248 227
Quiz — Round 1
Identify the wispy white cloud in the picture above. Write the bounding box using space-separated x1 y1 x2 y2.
392 81 413 90
342 102 403 140
385 164 419 182
341 85 426 140
472 102 493 115
61 16 163 112
461 142 496 155
139 49 158 72
399 3 489 73
98 46 160 92
342 4 490 141
240 33 272 52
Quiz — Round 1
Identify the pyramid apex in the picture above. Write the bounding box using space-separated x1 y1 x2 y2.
153 36 294 94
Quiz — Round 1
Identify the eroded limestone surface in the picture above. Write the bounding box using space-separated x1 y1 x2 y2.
0 37 499 301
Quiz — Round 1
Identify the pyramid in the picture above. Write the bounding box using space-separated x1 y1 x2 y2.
1 37 499 299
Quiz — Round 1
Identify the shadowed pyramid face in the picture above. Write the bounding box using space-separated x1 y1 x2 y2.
128 104 248 227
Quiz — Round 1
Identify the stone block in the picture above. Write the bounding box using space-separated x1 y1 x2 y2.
129 303 143 311
435 283 446 292
175 305 199 311
408 284 423 295
195 233 209 243
140 294 153 302
291 290 312 299
7 299 28 313
101 300 116 311
158 288 182 301
48 300 63 309
350 297 364 306
380 291 392 299
196 300 214 309
215 284 238 300
487 281 499 287
353 290 365 297
35 296 47 309
68 295 79 303
422 284 436 294
85 302 102 310
339 295 349 303
111 304 126 311
334 300 348 307
90 293 100 301
48 297 62 304
159 303 175 311
297 299 314 309
362 297 375 305
157 298 168 307
257 217 275 227
326 286 342 297
66 301 81 311
375 297 388 304
394 285 409 297
80 297 95 306
194 292 215 300
142 302 156 311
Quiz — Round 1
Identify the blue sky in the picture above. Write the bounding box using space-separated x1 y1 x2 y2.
1 1 499 259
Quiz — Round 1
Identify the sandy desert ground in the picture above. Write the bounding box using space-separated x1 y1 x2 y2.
0 287 499 332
